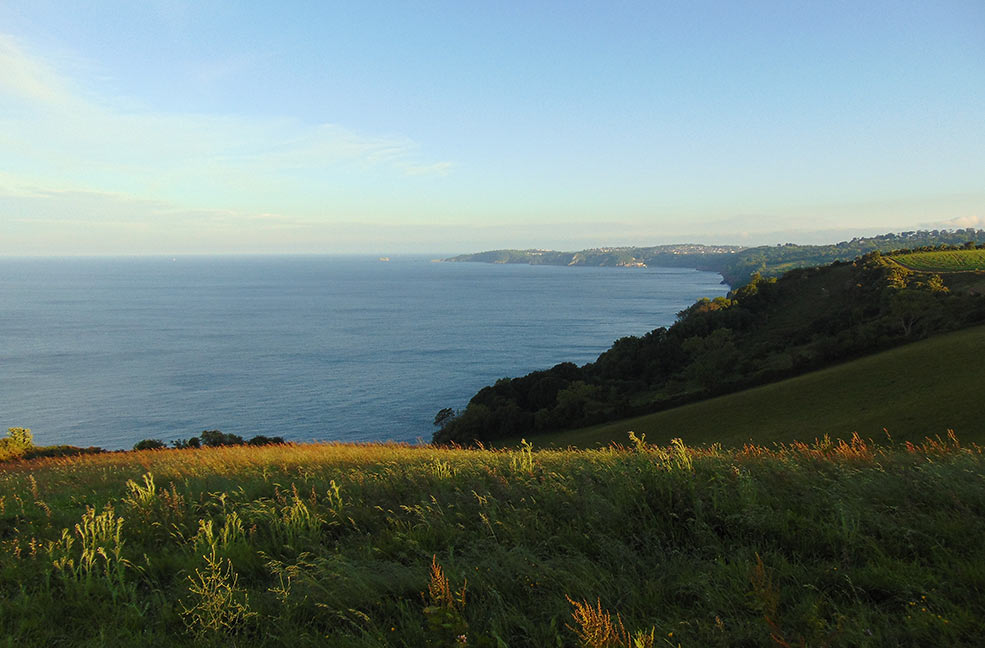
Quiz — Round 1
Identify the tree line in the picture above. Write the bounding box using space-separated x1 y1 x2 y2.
134 430 285 450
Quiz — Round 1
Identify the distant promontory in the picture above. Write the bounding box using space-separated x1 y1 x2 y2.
445 229 985 287
444 244 740 271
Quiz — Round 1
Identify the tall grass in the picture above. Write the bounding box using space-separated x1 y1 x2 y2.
1 436 983 646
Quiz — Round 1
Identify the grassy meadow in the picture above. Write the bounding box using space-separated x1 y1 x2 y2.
531 324 985 450
890 249 985 272
2 436 984 647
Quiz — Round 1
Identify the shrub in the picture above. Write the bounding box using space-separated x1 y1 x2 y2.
199 430 244 447
6 427 33 447
23 445 103 460
133 439 166 451
247 435 285 446
0 427 34 461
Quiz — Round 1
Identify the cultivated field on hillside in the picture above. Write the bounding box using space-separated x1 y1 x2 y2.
891 249 985 272
2 437 983 647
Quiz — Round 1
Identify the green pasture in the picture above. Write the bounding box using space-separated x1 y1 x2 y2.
536 324 985 449
891 249 985 272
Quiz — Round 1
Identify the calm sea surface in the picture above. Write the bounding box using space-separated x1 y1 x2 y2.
0 256 727 449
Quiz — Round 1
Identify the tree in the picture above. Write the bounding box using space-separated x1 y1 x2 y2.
6 427 33 448
681 328 740 389
884 265 913 290
551 381 603 424
199 430 244 447
433 408 456 429
248 435 285 446
133 439 165 451
889 289 939 337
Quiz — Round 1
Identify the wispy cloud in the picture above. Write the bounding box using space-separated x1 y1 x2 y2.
0 35 87 109
0 33 454 219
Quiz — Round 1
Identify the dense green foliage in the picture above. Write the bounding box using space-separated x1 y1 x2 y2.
891 248 985 272
528 324 985 449
167 431 287 450
1 438 983 647
435 252 985 446
134 438 167 451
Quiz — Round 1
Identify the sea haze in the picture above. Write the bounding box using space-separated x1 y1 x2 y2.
0 256 728 449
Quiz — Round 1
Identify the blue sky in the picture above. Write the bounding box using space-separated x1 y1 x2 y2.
1 1 982 254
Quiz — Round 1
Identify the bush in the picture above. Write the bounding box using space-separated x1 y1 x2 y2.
170 432 283 450
6 427 33 448
247 435 285 446
0 427 34 461
199 430 245 447
23 445 103 460
133 439 166 451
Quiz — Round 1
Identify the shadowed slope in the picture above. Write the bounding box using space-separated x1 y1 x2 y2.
530 324 985 448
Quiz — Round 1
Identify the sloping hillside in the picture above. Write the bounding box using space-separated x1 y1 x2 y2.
435 252 985 445
529 324 985 448
891 248 985 272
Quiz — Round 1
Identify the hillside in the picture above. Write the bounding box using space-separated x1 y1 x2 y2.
446 229 985 287
443 244 742 269
2 438 983 646
526 324 985 449
716 230 985 285
434 250 985 446
890 248 985 272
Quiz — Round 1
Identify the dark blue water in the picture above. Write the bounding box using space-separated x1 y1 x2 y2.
0 256 727 449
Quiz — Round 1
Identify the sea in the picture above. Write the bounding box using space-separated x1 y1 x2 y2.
0 256 728 449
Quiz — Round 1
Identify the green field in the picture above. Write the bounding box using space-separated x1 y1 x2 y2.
890 249 985 272
529 324 985 449
2 437 984 647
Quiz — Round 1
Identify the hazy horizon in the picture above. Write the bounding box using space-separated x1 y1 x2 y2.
1 2 982 255
0 223 977 259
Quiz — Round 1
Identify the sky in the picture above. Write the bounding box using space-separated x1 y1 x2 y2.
0 1 983 255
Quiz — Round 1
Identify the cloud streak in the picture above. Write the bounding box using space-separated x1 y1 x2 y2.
0 35 87 109
0 33 454 220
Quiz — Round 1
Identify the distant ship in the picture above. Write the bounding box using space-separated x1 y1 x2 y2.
379 257 390 262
